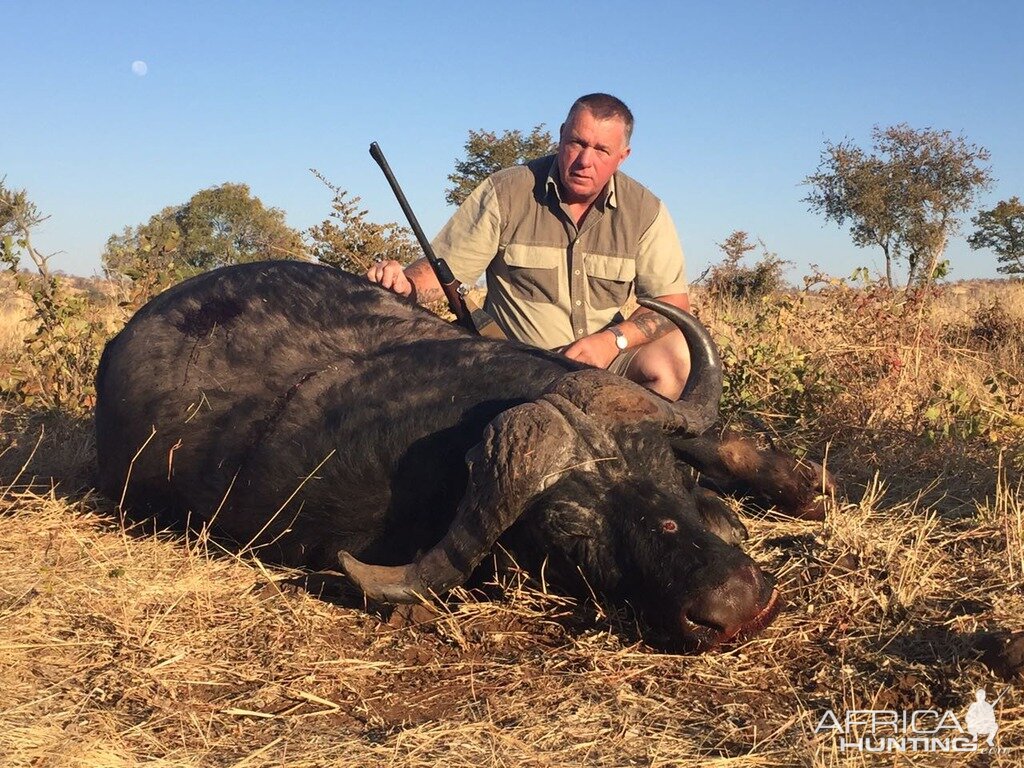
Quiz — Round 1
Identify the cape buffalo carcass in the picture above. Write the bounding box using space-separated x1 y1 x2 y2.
95 261 826 652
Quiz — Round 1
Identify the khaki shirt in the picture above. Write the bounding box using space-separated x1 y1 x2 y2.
432 155 687 350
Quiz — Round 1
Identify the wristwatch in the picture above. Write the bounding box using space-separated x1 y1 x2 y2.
608 326 629 351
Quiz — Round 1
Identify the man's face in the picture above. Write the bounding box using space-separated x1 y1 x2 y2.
557 107 631 206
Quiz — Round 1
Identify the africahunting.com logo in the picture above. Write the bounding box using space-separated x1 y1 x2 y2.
815 688 1004 753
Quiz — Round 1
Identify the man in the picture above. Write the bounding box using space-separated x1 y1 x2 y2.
368 93 691 399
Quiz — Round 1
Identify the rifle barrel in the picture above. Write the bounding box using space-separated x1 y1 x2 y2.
369 141 468 327
369 142 444 271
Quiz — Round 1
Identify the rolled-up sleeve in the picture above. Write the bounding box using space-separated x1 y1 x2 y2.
430 179 502 287
633 201 687 299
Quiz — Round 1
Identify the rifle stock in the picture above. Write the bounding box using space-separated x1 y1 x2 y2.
369 142 505 339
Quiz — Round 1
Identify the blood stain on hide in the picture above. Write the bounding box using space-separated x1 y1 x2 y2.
176 297 244 338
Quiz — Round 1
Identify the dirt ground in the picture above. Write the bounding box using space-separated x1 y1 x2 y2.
2 409 1021 767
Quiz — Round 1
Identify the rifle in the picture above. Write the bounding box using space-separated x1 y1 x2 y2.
369 142 505 339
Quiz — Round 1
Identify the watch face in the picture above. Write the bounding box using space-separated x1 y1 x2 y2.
614 330 628 350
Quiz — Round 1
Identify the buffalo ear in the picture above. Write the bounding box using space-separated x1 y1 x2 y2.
692 487 748 546
674 432 836 520
340 399 579 603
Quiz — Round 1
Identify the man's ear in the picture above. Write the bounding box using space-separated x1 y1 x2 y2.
618 146 632 165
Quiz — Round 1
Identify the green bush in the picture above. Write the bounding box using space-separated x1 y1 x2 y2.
703 231 789 304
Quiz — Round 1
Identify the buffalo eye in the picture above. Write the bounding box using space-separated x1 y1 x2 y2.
660 519 679 534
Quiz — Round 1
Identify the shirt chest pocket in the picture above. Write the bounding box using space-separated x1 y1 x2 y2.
584 253 636 310
502 244 563 304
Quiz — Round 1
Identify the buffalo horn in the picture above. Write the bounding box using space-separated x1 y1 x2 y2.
637 298 723 436
340 399 577 602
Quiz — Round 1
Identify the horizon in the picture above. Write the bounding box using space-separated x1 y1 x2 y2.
3 1 1022 283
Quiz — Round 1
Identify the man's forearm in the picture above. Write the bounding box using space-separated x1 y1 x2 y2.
626 309 677 343
404 258 446 305
616 293 691 347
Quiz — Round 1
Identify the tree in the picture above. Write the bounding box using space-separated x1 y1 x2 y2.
804 124 992 287
968 196 1024 277
445 125 557 206
703 231 789 303
1 177 53 283
103 183 306 286
306 170 419 274
175 183 306 269
102 207 186 301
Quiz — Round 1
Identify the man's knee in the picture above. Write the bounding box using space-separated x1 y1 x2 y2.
625 331 691 400
640 363 688 400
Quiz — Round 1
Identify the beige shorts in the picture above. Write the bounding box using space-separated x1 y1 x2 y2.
606 347 641 377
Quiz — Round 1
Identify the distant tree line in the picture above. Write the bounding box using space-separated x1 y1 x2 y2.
803 123 1022 287
7 119 1021 414
92 126 556 306
7 118 1023 316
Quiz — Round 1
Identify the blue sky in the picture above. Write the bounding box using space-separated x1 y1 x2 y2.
3 1 1022 282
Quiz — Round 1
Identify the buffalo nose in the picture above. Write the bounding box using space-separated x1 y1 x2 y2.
684 562 777 641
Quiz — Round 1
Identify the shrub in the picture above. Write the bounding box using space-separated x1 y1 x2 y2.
711 294 837 441
965 300 1024 349
1 182 115 412
306 170 418 275
702 231 789 304
0 267 111 412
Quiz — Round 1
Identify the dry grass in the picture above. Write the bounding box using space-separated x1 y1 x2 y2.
2 276 1024 765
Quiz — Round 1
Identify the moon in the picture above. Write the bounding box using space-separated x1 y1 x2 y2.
131 60 148 77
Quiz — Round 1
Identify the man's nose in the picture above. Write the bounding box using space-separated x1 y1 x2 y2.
576 147 595 166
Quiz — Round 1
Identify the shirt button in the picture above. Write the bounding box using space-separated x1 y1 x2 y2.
574 270 581 275
575 300 582 306
576 329 584 336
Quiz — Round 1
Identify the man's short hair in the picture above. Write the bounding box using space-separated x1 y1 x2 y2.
566 93 634 145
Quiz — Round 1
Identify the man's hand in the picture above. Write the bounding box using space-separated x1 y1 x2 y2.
366 259 413 298
562 331 620 369
366 257 447 305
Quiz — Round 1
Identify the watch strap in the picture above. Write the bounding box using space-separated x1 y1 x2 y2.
608 326 629 351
